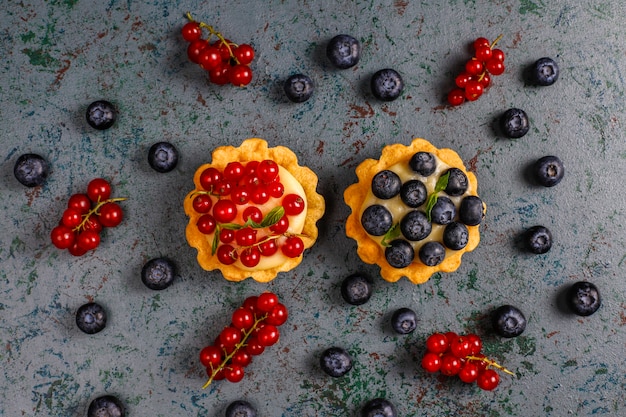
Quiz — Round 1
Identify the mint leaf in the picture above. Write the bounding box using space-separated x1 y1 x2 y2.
260 206 285 228
211 232 219 255
221 223 244 230
381 223 400 247
434 171 450 193
426 172 450 222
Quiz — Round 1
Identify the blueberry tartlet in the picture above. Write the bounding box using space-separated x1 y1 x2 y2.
344 138 485 284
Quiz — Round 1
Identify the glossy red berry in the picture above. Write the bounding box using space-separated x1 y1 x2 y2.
465 58 483 76
181 22 202 42
282 194 305 216
51 225 75 249
197 214 217 234
219 326 242 347
98 202 123 227
234 44 255 65
486 58 505 75
231 307 255 330
256 292 279 313
76 230 100 251
187 39 208 64
477 369 500 391
281 236 304 258
192 194 213 213
447 88 465 106
224 364 245 383
464 80 483 101
421 352 442 373
87 178 111 202
216 244 237 265
198 46 222 71
229 64 253 87
458 362 480 383
67 193 91 214
265 303 288 326
440 354 462 376
425 332 449 354
475 45 492 61
199 345 223 368
255 324 279 346
212 199 237 223
473 37 490 50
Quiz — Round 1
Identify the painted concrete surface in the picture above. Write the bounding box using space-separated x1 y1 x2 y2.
1 0 626 416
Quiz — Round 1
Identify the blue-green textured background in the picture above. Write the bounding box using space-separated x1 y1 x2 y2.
1 0 625 416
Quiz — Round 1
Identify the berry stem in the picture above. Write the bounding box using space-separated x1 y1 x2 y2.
490 34 504 48
466 355 515 376
74 197 127 232
185 12 239 62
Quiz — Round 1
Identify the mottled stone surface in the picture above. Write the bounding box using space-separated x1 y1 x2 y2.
1 1 626 416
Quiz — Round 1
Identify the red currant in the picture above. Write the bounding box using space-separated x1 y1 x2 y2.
256 292 279 313
258 237 278 257
465 58 483 76
242 206 263 223
491 48 505 62
440 354 462 376
199 345 223 368
485 58 505 75
242 295 259 315
245 336 265 356
234 44 255 65
256 324 279 346
464 80 483 101
473 37 490 50
219 326 242 347
192 194 213 213
212 199 237 223
281 236 304 258
181 22 202 42
209 63 230 85
269 215 289 234
67 193 91 214
61 208 83 229
282 194 305 216
458 362 480 383
250 185 270 205
477 369 500 391
223 162 245 181
197 214 217 234
87 178 111 202
425 332 449 354
239 247 261 268
224 364 245 383
216 244 237 265
447 88 465 106
449 336 472 358
235 227 257 246
479 72 491 88
268 181 284 198
219 228 235 244
230 350 252 367
231 186 251 205
229 64 253 87
421 352 442 373
231 307 255 330
51 225 75 249
214 39 235 61
187 39 208 64
83 216 102 233
98 202 123 227
76 230 100 251
265 303 288 326
474 45 492 61
68 240 87 257
466 333 483 355
199 167 222 191
198 46 222 71
455 72 473 89
257 160 279 183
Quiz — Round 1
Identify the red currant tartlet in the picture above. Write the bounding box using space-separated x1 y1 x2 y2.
184 138 325 282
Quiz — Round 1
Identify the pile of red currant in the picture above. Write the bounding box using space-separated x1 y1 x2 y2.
50 178 126 256
447 35 506 106
191 159 307 267
420 332 514 391
181 12 255 87
199 292 288 387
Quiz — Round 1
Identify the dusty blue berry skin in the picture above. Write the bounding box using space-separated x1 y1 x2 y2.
567 281 601 316
361 398 398 417
86 100 117 130
76 302 107 334
320 346 353 377
326 34 361 69
459 196 483 226
148 142 178 173
141 258 176 290
443 222 469 250
371 69 404 101
534 155 564 187
430 196 456 225
532 57 559 86
361 204 393 236
400 210 431 241
400 180 427 208
391 308 417 335
409 152 436 176
418 241 445 266
284 74 314 103
225 400 257 417
500 108 529 138
341 273 373 305
14 153 49 187
385 239 414 268
526 225 552 254
371 170 402 199
87 395 125 417
492 305 526 338
444 168 468 196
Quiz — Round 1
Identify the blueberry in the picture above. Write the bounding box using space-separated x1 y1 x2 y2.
87 395 125 417
225 400 257 417
148 142 178 173
400 180 427 208
341 273 373 305
418 241 446 267
320 346 353 377
430 196 456 225
14 153 49 187
86 100 117 130
141 258 177 290
409 151 436 176
284 74 314 103
443 222 469 250
371 170 402 199
567 281 601 316
491 305 526 338
459 196 484 226
76 302 107 334
532 57 559 86
500 108 529 139
391 307 417 335
326 34 361 69
385 239 414 268
361 204 393 236
534 155 564 187
443 168 469 196
371 69 404 101
400 210 431 241
526 225 552 254
361 398 397 417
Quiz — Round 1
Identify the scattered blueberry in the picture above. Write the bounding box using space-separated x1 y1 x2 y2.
341 273 373 305
326 34 361 69
148 142 178 173
400 210 431 241
418 241 446 267
532 57 559 86
371 170 402 199
526 225 552 254
500 108 529 138
284 74 314 103
391 307 418 335
444 168 468 196
459 196 484 226
361 398 398 417
86 100 117 130
76 302 107 334
385 239 415 268
371 69 404 101
443 222 469 250
360 204 393 236
430 196 456 225
567 281 601 316
13 153 49 187
400 179 427 208
409 151 436 176
87 395 125 417
320 346 353 377
225 400 257 417
141 258 177 290
491 305 527 338
534 155 564 187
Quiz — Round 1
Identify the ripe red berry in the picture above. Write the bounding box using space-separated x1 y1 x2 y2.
199 345 223 368
464 80 484 101
224 364 245 383
269 215 289 234
229 64 253 87
282 194 305 216
458 362 480 383
67 193 91 214
449 336 472 358
197 214 217 234
477 369 500 391
425 332 449 354
473 37 490 50
212 199 237 223
181 22 202 42
199 167 221 191
198 46 222 71
231 307 255 330
421 352 442 373
87 178 111 203
257 160 279 183
76 230 100 251
255 324 280 346
240 247 261 267
192 194 213 213
281 236 304 258
61 208 83 229
491 48 505 62
447 89 465 106
440 354 462 376
209 63 231 85
219 326 242 347
256 292 279 313
465 58 483 76
258 238 278 257
187 39 208 64
98 202 123 227
216 244 237 265
51 225 75 249
234 44 255 65
485 58 505 75
265 303 288 326
474 45 493 61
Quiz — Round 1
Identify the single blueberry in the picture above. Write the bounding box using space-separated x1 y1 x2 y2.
534 155 564 187
341 273 373 305
361 204 393 236
76 302 107 334
567 281 601 316
500 108 530 138
371 69 404 101
87 395 125 417
430 196 456 225
148 142 179 173
385 239 414 268
459 195 484 226
284 73 314 103
14 153 49 187
391 307 418 335
361 398 398 417
532 57 559 86
141 258 177 290
409 151 436 176
444 168 469 196
418 241 446 267
371 170 402 199
326 34 361 69
491 305 526 338
526 225 552 254
225 400 257 417
320 346 353 377
443 222 469 250
400 210 431 241
86 100 117 130
400 179 427 208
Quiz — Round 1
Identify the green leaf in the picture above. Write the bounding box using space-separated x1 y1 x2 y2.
221 223 244 230
425 172 450 222
381 223 400 247
260 206 285 228
434 171 450 193
425 193 438 223
211 232 219 255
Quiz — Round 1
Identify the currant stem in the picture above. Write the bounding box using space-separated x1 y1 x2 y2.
184 11 239 63
466 355 515 376
73 197 128 232
490 34 503 48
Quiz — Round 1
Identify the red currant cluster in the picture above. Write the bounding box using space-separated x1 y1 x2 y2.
199 292 288 387
182 12 255 87
447 36 506 106
421 332 514 391
50 178 126 256
191 159 307 267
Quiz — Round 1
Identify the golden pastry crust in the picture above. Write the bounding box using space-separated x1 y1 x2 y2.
184 138 325 282
344 138 483 284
